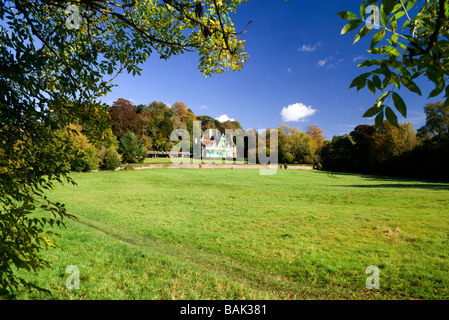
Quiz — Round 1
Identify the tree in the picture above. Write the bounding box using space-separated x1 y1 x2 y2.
101 147 122 170
149 101 171 115
108 99 142 139
306 125 326 148
170 115 187 130
86 126 119 150
346 124 377 171
375 121 417 159
197 115 222 132
153 133 167 152
221 120 243 131
66 124 102 172
172 102 189 120
320 134 355 172
349 122 417 172
321 121 417 174
339 0 449 126
118 132 146 163
278 124 315 164
306 125 326 163
0 0 249 296
136 104 151 114
417 101 449 139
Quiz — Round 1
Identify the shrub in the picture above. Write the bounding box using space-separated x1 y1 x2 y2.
282 152 295 164
303 154 315 164
118 132 146 163
102 147 122 170
70 145 100 172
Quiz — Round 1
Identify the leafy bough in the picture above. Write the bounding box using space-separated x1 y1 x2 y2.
338 0 449 127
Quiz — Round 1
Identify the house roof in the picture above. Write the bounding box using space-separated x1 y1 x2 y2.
201 134 235 147
201 140 216 146
147 151 186 155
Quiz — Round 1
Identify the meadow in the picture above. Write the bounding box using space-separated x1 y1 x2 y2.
14 169 449 300
126 157 313 167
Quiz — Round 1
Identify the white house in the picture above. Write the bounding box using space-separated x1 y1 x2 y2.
201 133 236 158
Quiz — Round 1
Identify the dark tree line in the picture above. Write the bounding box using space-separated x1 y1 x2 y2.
319 102 449 181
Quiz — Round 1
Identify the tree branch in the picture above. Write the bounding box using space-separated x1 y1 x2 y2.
423 0 446 54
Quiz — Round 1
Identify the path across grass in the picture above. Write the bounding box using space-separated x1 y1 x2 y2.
14 169 449 299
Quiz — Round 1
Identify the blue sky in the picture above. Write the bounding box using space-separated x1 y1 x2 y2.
102 0 440 139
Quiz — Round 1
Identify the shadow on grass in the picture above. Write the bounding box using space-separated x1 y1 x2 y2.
313 170 449 191
338 183 449 191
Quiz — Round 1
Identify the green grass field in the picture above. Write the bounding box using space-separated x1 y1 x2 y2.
126 157 313 167
14 169 449 300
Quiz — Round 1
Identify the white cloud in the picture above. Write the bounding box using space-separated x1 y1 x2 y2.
298 41 322 52
199 105 209 110
317 56 343 69
318 58 329 67
329 58 344 69
353 55 365 62
287 67 292 74
281 103 317 122
216 114 235 122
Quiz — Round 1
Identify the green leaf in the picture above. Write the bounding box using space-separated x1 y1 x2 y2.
380 5 389 27
444 86 449 107
368 47 383 55
336 11 359 20
392 92 407 117
390 17 397 32
358 59 381 67
385 106 399 127
375 109 384 127
407 0 418 11
391 3 403 14
444 85 449 98
393 11 406 20
353 26 371 44
375 91 390 108
383 72 393 88
392 75 401 89
401 77 422 95
414 14 430 22
426 64 442 84
382 45 400 56
367 80 376 95
402 19 411 30
397 41 408 51
382 0 396 15
360 1 367 19
370 29 385 49
349 72 371 90
391 33 399 44
372 74 382 90
428 79 445 98
341 20 362 34
363 106 382 117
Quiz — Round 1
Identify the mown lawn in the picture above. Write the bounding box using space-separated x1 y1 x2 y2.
126 157 312 166
14 169 449 299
